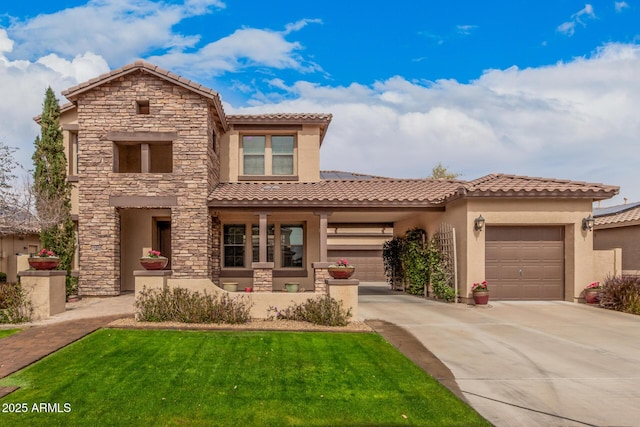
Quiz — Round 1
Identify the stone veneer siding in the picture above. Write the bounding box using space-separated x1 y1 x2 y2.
75 71 220 295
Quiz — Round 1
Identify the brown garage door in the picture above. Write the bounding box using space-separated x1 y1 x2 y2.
328 249 386 282
485 226 564 300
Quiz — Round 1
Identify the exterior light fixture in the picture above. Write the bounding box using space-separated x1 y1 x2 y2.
582 214 595 231
474 215 485 232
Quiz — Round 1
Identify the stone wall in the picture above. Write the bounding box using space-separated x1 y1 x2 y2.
75 70 220 295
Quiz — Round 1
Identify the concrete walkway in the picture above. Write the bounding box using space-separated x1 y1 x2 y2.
358 283 640 427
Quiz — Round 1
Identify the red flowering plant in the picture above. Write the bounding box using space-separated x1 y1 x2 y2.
472 280 488 292
37 248 57 258
145 250 163 258
329 258 351 268
585 281 602 290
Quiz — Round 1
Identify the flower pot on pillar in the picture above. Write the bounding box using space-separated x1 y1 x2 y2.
28 249 60 270
139 249 168 270
328 258 355 279
28 257 60 270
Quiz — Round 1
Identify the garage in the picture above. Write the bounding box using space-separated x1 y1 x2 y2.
485 226 564 300
328 249 386 282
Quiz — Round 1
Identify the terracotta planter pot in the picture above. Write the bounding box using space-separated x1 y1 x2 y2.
584 289 601 304
473 290 490 305
28 257 60 270
328 267 355 279
139 257 168 270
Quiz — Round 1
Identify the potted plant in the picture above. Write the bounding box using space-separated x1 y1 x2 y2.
139 250 168 270
285 282 300 293
471 281 489 305
328 258 356 279
584 281 602 304
28 248 60 270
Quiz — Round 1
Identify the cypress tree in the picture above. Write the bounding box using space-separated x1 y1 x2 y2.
32 87 76 295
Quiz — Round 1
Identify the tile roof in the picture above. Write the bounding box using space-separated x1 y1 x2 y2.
208 173 619 208
320 170 390 180
228 113 333 142
208 179 463 208
594 202 640 228
460 174 619 201
227 113 332 124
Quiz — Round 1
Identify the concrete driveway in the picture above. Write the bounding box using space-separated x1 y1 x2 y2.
358 284 640 427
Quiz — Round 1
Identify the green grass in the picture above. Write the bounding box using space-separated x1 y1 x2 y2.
0 329 20 339
0 329 489 426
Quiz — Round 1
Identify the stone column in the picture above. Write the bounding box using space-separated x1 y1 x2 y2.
19 270 67 320
252 262 274 292
312 262 332 294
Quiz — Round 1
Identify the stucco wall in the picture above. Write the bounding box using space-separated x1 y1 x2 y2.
220 125 322 183
595 225 640 272
446 198 595 301
0 234 41 282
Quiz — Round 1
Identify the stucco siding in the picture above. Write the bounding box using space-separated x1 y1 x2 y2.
595 225 640 271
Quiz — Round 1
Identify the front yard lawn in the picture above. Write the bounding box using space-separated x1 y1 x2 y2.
0 329 489 426
0 329 20 339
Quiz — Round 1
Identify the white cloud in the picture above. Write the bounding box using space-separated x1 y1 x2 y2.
456 25 478 36
557 4 596 36
615 2 630 13
229 43 640 204
6 0 225 65
147 24 323 78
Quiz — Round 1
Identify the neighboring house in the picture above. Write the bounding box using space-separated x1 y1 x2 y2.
0 217 41 283
594 202 640 276
51 60 619 301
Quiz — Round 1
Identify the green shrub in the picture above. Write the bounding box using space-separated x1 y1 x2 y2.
0 283 33 323
600 275 640 314
66 274 79 297
0 272 7 283
270 295 352 326
135 286 252 324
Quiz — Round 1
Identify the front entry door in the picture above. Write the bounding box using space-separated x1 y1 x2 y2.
157 220 172 269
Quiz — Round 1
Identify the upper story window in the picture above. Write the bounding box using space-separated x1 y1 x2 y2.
113 142 173 173
241 135 295 176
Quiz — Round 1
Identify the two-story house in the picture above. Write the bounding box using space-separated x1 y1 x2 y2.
56 60 620 302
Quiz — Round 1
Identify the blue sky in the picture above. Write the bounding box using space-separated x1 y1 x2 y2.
1 0 639 205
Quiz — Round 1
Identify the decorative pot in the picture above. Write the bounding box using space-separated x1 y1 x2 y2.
139 257 168 270
584 289 601 304
472 290 489 305
222 282 238 292
244 287 253 293
285 283 299 293
28 257 60 270
328 267 355 279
